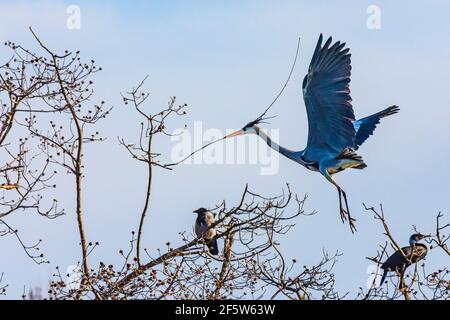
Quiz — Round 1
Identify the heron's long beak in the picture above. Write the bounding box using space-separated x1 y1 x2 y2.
224 129 244 139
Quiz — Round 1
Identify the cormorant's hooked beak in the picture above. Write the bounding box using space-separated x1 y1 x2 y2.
224 129 244 139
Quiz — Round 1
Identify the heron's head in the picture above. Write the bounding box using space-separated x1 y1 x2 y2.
193 207 208 216
409 233 430 245
224 117 269 139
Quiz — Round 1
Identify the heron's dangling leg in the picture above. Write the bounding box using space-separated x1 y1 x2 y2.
337 187 346 222
320 168 357 233
341 188 357 233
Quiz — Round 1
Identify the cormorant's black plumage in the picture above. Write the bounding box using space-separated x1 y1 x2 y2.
379 234 428 286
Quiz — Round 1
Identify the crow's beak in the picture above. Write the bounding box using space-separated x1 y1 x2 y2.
224 129 244 139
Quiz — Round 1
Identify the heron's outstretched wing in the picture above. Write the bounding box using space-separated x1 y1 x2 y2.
353 105 399 150
302 34 355 160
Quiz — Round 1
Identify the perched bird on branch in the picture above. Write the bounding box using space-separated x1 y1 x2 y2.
379 233 429 286
225 34 399 232
193 208 219 255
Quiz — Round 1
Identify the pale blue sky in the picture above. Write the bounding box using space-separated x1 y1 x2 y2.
0 0 449 298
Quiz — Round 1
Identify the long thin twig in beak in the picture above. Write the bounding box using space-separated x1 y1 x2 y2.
165 136 226 167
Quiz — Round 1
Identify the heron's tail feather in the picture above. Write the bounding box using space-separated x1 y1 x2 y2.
336 148 362 161
354 162 367 169
207 238 219 255
353 105 400 149
336 148 367 169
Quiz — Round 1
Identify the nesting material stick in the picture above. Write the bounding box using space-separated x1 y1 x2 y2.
167 37 301 167
165 137 226 167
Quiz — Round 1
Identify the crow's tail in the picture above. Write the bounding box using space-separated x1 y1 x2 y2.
208 238 219 255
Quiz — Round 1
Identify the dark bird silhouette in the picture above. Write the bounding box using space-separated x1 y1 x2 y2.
225 34 399 232
379 233 429 286
193 208 219 255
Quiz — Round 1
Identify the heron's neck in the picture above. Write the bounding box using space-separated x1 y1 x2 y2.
254 127 299 162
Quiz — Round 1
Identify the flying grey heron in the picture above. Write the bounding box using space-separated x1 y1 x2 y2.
225 34 399 232
193 208 219 255
379 233 429 286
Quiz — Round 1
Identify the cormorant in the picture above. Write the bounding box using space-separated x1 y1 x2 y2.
379 233 429 286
